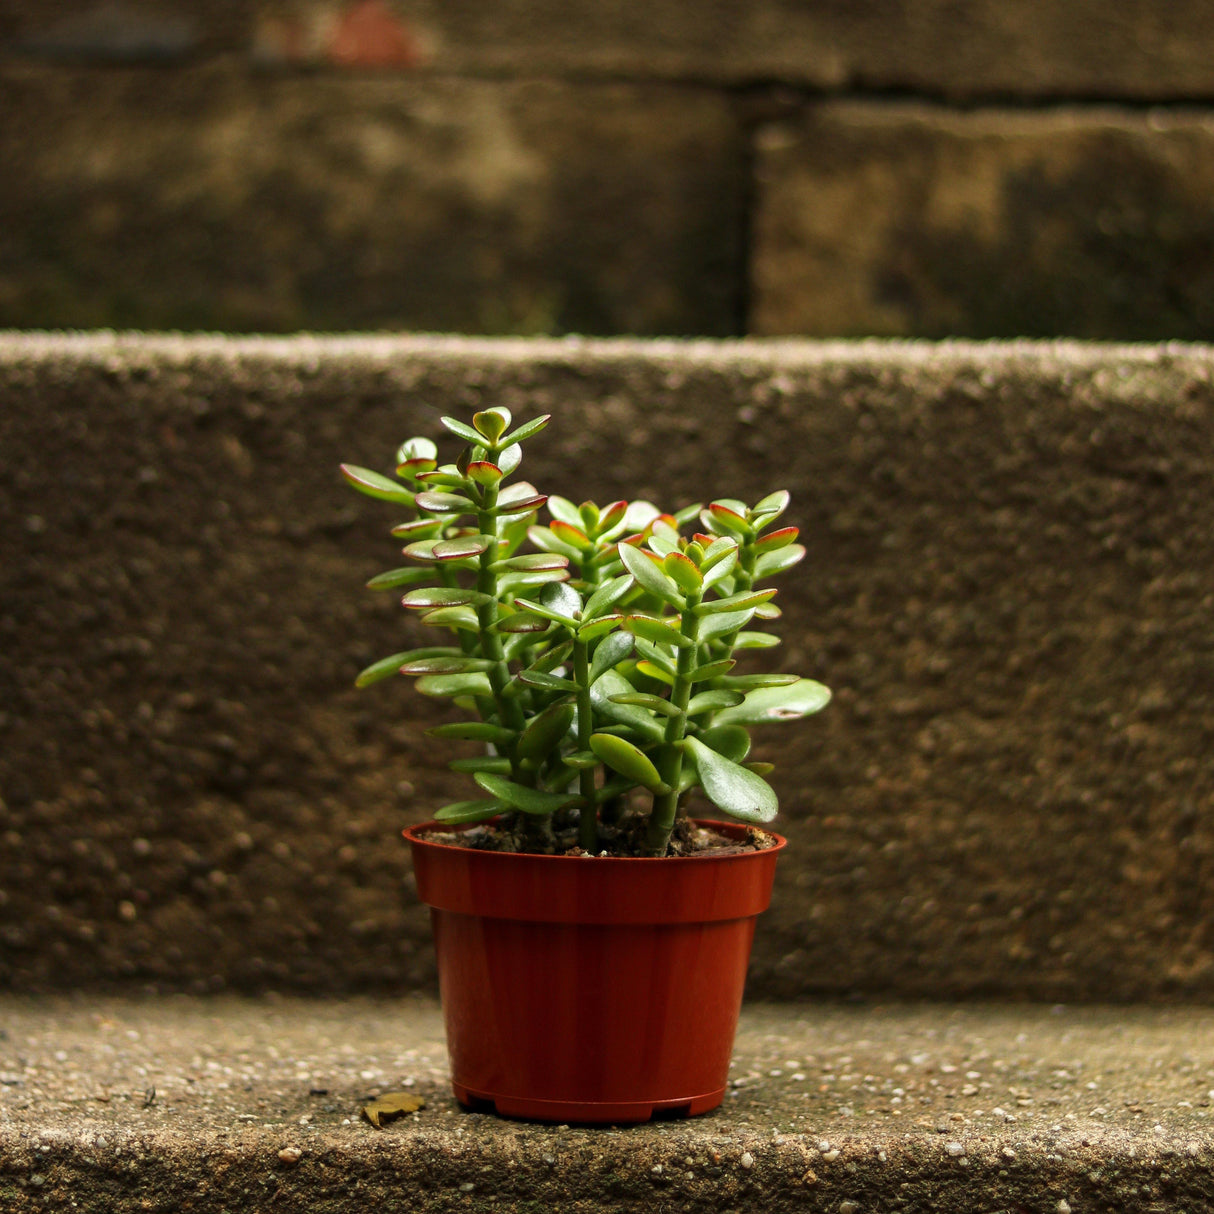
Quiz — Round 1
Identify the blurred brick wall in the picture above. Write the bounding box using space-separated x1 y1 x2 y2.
4 2 1214 337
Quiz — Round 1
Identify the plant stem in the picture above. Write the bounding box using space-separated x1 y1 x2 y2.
474 487 526 741
643 594 701 856
475 482 549 850
573 638 598 852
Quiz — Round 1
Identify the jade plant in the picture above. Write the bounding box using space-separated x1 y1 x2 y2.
342 409 830 857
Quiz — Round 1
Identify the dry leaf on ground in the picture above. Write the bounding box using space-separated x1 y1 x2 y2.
361 1092 425 1128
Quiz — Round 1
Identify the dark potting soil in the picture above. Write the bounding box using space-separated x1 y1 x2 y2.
418 814 778 858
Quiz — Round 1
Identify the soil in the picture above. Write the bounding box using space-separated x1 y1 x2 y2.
419 814 778 858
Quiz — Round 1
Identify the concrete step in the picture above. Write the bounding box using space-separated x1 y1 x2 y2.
4 333 1214 1002
4 995 1214 1212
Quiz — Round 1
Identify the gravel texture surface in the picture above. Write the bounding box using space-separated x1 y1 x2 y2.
4 995 1214 1211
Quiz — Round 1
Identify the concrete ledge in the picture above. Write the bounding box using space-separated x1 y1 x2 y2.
5 334 1214 1002
4 996 1214 1212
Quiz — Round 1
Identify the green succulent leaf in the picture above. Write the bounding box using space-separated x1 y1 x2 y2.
420 605 481 631
619 542 685 607
365 567 436 590
427 721 517 743
646 520 680 557
472 409 509 442
688 658 736 683
635 659 675 686
497 480 538 505
686 688 746 716
473 774 580 816
755 545 806 579
624 613 694 649
589 630 634 686
560 749 599 770
701 546 739 589
355 647 460 688
502 632 539 662
500 414 551 446
497 443 523 477
397 437 438 464
697 608 757 640
341 464 416 506
576 613 626 641
541 581 583 621
492 553 570 573
694 724 752 763
440 416 487 446
517 701 576 763
528 639 574 673
405 535 492 563
399 656 494 675
703 502 750 538
415 672 494 698
507 593 576 627
403 587 491 610
517 669 580 693
416 470 471 489
546 496 583 528
433 799 505 824
750 490 791 524
449 756 513 774
401 540 445 564
753 525 799 552
415 491 476 514
550 519 590 550
632 639 676 675
590 734 669 794
713 678 832 726
700 536 738 570
499 568 572 593
436 535 495 561
596 500 629 535
624 501 662 531
495 611 551 634
607 692 680 717
391 518 443 540
683 736 778 824
582 574 634 620
496 493 548 518
591 670 666 740
664 551 703 592
720 673 800 690
698 588 777 615
466 461 503 488
733 630 781 650
527 526 583 562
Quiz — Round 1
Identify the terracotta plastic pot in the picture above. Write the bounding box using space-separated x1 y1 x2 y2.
405 819 786 1123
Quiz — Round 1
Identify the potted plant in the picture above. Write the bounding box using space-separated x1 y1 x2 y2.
342 408 830 1123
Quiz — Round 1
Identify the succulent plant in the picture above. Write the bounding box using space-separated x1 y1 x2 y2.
342 408 830 857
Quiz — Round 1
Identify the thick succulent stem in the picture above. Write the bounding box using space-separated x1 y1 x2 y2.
643 595 701 856
573 638 598 853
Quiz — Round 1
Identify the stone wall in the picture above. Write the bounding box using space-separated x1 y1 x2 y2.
5 333 1214 1002
5 2 1214 337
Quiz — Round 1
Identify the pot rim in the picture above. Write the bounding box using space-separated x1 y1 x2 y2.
404 817 786 862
